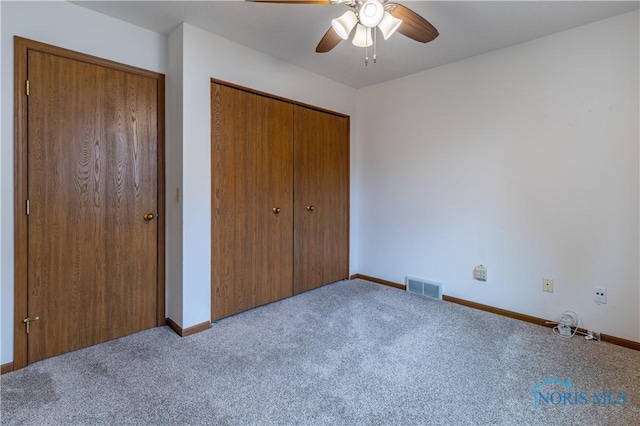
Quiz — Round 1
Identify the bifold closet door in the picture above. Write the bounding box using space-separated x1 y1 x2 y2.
211 83 294 321
293 105 350 294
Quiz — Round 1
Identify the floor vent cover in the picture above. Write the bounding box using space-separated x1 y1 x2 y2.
405 276 443 300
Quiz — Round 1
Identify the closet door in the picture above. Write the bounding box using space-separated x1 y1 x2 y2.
293 105 349 294
211 83 294 321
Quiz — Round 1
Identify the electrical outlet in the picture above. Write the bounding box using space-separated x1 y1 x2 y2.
542 278 554 293
473 265 487 281
586 330 601 341
593 287 607 304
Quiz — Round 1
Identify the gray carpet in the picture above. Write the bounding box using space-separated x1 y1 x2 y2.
2 279 639 425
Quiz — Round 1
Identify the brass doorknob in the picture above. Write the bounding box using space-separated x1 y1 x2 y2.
143 212 155 221
306 205 315 212
272 207 281 214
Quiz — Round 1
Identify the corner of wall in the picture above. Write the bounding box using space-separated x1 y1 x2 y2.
173 24 212 329
165 25 185 328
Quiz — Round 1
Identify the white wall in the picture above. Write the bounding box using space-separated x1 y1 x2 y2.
0 1 167 365
165 25 185 329
355 11 640 341
168 23 357 329
0 0 4 368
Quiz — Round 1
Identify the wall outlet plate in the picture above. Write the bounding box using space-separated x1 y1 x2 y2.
542 278 554 293
593 287 607 304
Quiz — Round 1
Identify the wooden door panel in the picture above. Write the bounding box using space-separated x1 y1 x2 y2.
212 84 252 319
293 106 349 294
293 106 323 294
253 96 294 308
320 114 350 284
211 84 293 321
27 51 158 362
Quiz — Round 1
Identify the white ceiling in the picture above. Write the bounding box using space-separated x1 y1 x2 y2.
72 1 639 89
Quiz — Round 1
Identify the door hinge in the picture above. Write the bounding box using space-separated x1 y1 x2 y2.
26 199 30 215
26 80 29 96
23 316 40 334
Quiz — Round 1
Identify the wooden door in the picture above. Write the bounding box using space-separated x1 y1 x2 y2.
25 50 159 363
293 106 349 294
211 83 294 321
319 111 350 284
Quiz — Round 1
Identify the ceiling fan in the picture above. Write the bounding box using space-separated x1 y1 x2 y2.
248 0 438 61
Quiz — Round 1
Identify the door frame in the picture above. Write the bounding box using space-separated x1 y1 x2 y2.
13 36 166 370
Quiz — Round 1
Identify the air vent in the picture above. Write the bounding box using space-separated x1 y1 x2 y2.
405 276 443 300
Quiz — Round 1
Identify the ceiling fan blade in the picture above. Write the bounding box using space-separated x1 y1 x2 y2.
246 0 332 4
388 3 439 43
316 27 342 53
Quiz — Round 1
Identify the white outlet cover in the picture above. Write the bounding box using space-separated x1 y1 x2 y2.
594 287 607 304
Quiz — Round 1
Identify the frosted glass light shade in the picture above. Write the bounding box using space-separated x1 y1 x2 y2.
359 0 384 28
352 24 373 47
378 12 402 40
331 11 358 40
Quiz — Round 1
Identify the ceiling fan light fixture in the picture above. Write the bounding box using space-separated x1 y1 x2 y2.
352 24 373 47
358 0 384 28
378 11 403 40
331 10 358 40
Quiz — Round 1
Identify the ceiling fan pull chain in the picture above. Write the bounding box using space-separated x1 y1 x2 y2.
365 41 369 66
374 27 377 64
366 23 371 66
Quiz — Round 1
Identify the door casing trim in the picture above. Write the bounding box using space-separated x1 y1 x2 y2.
13 36 166 370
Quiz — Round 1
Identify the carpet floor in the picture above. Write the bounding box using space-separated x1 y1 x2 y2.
1 279 639 425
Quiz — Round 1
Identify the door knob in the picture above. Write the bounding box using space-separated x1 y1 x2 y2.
272 207 281 214
143 212 156 221
306 205 315 212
